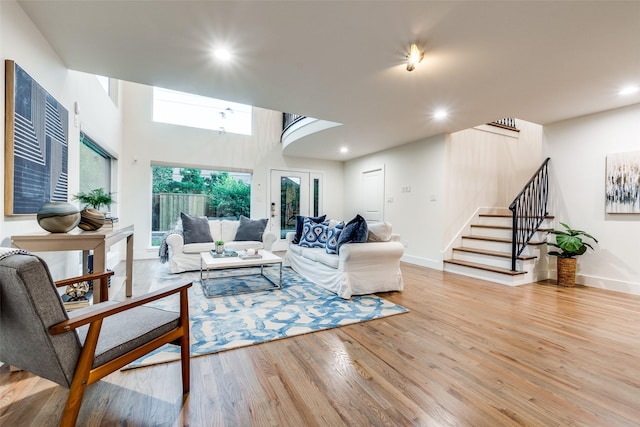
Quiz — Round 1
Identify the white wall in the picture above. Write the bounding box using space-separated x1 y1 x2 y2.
0 1 121 279
344 135 446 269
544 103 640 294
444 119 544 245
119 82 344 259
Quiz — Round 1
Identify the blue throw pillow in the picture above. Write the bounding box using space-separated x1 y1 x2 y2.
336 214 368 254
326 222 344 254
180 212 213 244
234 216 268 241
293 214 326 244
299 219 330 248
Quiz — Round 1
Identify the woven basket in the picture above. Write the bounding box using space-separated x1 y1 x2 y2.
557 257 577 287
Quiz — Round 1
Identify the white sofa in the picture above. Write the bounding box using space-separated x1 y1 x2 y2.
284 222 404 299
165 219 277 273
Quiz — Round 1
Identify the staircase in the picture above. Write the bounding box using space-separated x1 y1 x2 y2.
444 209 552 286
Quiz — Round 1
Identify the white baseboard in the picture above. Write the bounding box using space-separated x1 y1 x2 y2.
401 254 442 270
577 273 640 295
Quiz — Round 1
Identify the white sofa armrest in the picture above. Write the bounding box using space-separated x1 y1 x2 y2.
262 230 277 251
166 233 185 254
285 231 296 245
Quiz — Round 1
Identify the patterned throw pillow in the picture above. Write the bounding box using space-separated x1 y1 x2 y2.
325 222 345 254
293 215 326 244
299 218 330 248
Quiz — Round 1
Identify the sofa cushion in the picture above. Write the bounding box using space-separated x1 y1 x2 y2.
293 215 326 244
337 214 368 253
221 220 240 242
367 221 392 242
234 216 268 241
299 219 329 248
180 212 213 244
183 242 215 254
326 222 344 254
315 251 340 269
208 220 222 242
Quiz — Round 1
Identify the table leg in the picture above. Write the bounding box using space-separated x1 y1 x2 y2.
93 241 108 303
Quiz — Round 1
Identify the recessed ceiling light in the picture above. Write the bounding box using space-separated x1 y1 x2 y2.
214 48 232 61
434 109 448 120
619 85 639 96
340 147 349 154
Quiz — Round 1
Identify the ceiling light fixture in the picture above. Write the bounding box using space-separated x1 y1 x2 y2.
434 109 448 120
214 48 232 61
340 147 349 154
406 43 424 72
619 85 639 96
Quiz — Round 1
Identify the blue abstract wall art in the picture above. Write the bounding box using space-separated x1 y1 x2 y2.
4 60 68 215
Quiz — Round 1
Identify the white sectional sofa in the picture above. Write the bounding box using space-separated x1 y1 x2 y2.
165 218 277 273
284 221 404 299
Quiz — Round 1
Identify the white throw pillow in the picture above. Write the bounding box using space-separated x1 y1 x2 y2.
367 221 392 242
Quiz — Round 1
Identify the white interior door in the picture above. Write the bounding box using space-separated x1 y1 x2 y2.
362 167 384 222
270 170 310 251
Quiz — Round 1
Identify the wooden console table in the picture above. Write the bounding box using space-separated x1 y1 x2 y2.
12 224 134 304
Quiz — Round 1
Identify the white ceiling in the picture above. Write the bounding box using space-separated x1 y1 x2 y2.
17 0 640 161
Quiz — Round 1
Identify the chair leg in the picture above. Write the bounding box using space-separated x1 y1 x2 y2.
60 382 87 427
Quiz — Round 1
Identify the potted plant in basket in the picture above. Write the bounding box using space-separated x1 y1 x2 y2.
73 188 115 231
547 222 598 287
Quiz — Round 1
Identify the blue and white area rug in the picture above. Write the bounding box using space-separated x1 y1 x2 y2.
124 266 408 369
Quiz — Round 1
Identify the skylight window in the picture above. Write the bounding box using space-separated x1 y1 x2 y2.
153 87 252 135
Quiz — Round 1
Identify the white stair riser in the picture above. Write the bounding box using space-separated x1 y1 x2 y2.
461 238 543 256
477 216 554 229
453 251 518 269
444 262 538 286
461 238 512 252
470 227 548 240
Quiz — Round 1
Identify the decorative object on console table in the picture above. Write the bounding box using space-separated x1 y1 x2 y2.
4 60 69 216
103 216 119 227
36 202 81 232
547 222 598 287
73 188 115 231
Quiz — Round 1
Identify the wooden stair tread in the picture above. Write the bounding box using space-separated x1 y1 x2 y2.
471 224 552 232
444 259 526 276
462 235 546 245
452 247 537 260
478 213 555 220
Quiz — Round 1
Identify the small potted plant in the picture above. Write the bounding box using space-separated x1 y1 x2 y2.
215 240 225 254
73 188 115 231
547 222 598 287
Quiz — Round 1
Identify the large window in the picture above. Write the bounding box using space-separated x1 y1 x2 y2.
79 133 114 211
151 166 252 246
152 87 253 135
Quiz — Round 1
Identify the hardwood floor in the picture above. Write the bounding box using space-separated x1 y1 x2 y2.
2 260 640 426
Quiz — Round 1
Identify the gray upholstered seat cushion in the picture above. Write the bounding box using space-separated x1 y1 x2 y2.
74 303 181 368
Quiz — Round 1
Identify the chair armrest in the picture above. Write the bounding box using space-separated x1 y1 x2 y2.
49 281 192 335
54 270 115 288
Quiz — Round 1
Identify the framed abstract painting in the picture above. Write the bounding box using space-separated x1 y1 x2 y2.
4 60 69 215
605 150 640 214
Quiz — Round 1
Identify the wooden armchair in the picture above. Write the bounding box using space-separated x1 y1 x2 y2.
0 253 191 427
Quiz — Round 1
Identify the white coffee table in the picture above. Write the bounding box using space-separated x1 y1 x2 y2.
199 250 283 297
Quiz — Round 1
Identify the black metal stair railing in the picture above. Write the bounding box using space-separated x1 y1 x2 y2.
282 113 306 136
508 158 551 271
